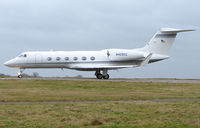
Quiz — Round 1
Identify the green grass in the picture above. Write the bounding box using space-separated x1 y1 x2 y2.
0 80 200 102
0 79 200 128
0 102 199 128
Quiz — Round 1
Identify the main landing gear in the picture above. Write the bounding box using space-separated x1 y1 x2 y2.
95 69 109 79
17 69 25 78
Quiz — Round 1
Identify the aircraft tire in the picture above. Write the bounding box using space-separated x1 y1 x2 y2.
96 74 103 79
103 74 109 79
18 75 23 79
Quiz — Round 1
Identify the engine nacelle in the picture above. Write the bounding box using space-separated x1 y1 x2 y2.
108 49 146 61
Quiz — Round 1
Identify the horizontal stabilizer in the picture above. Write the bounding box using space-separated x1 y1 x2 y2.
160 28 195 34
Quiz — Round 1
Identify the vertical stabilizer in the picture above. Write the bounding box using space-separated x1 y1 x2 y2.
143 28 195 55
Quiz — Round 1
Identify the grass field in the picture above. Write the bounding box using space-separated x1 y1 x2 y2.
0 79 200 128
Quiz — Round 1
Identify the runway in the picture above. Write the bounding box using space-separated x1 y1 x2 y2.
0 99 200 105
1 77 200 84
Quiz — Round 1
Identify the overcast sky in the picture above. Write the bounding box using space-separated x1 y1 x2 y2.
0 0 199 78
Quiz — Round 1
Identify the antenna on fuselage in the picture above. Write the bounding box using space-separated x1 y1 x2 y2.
107 50 110 58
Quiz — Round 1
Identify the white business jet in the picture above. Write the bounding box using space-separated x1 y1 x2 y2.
4 28 194 79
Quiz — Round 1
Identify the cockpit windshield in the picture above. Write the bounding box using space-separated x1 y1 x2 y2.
18 54 27 58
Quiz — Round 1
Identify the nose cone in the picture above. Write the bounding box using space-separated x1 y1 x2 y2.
4 60 11 67
4 59 16 67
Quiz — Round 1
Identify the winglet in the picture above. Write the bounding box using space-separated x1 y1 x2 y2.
139 53 152 66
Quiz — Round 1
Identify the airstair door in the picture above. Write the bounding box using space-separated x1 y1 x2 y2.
26 54 35 64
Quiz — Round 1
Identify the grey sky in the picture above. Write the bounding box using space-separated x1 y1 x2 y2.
1 0 199 78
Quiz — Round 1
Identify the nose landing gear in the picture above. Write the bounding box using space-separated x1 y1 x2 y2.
95 69 109 79
18 69 25 79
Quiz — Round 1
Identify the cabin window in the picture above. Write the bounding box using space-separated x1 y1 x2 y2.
47 57 52 61
73 57 78 61
56 57 61 61
65 57 69 61
90 56 95 61
82 56 87 61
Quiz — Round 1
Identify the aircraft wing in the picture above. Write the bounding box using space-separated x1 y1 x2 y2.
69 64 136 70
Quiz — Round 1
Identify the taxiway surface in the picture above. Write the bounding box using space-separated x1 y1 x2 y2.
1 77 200 84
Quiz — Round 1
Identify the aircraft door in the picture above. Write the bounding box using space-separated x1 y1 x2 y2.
35 54 42 63
26 54 35 64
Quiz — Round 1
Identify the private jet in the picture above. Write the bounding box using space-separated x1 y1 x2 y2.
4 28 194 79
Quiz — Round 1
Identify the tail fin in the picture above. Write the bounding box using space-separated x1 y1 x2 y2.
143 28 195 55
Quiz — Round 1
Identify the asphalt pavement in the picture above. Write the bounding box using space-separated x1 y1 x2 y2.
1 77 200 84
0 99 200 105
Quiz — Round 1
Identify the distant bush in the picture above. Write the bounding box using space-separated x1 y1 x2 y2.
32 72 39 77
0 73 10 77
0 73 5 76
75 75 83 78
22 73 31 77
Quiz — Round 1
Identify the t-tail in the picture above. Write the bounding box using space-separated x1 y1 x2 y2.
143 28 195 56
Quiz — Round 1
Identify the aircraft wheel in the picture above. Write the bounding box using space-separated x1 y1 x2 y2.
18 75 23 79
103 74 109 79
96 74 103 79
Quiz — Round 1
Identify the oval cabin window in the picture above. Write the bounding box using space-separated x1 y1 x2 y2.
73 57 78 61
47 57 52 61
56 57 61 61
65 57 69 61
90 56 95 61
82 56 87 61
